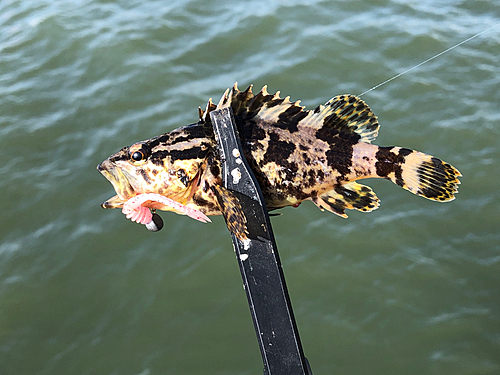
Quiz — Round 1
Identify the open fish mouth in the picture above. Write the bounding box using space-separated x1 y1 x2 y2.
97 159 135 209
97 160 211 225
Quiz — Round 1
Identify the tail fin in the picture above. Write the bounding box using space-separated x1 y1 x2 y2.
376 147 461 202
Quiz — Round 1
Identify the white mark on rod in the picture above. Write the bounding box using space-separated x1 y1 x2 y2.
239 253 249 261
232 148 240 158
243 238 251 250
231 168 241 184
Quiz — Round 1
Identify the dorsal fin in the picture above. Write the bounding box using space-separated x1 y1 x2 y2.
199 83 305 125
300 95 379 143
250 91 306 125
199 85 379 143
199 97 217 122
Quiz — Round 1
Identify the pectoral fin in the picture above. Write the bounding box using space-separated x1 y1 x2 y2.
211 185 249 241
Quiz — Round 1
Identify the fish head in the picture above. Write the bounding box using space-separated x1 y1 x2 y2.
97 136 208 211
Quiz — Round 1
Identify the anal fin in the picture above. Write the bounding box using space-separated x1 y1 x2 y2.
211 185 249 241
311 182 380 218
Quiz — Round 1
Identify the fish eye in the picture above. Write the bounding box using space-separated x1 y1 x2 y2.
128 143 151 163
131 151 145 162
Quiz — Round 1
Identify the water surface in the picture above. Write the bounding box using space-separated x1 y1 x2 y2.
1 0 499 374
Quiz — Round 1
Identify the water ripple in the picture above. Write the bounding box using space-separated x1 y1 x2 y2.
1 0 499 374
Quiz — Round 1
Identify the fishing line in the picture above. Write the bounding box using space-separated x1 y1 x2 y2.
358 21 500 97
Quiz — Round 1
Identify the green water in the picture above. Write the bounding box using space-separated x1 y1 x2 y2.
1 1 499 374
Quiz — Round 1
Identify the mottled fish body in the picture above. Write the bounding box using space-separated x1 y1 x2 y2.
98 84 461 238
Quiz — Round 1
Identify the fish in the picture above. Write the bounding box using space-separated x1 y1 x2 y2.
97 83 461 239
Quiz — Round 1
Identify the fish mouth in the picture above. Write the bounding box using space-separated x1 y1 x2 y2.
97 159 135 209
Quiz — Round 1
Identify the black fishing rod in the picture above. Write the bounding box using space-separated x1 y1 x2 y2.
210 107 312 375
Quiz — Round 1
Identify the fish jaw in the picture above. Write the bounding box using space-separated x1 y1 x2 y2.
97 156 197 212
97 159 135 209
100 194 124 209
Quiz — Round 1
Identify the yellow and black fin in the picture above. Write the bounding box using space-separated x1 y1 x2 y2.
374 147 461 202
205 85 378 141
311 181 380 218
211 184 249 241
300 94 380 143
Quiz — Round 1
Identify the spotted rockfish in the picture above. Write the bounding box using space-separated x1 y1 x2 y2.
98 84 461 239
